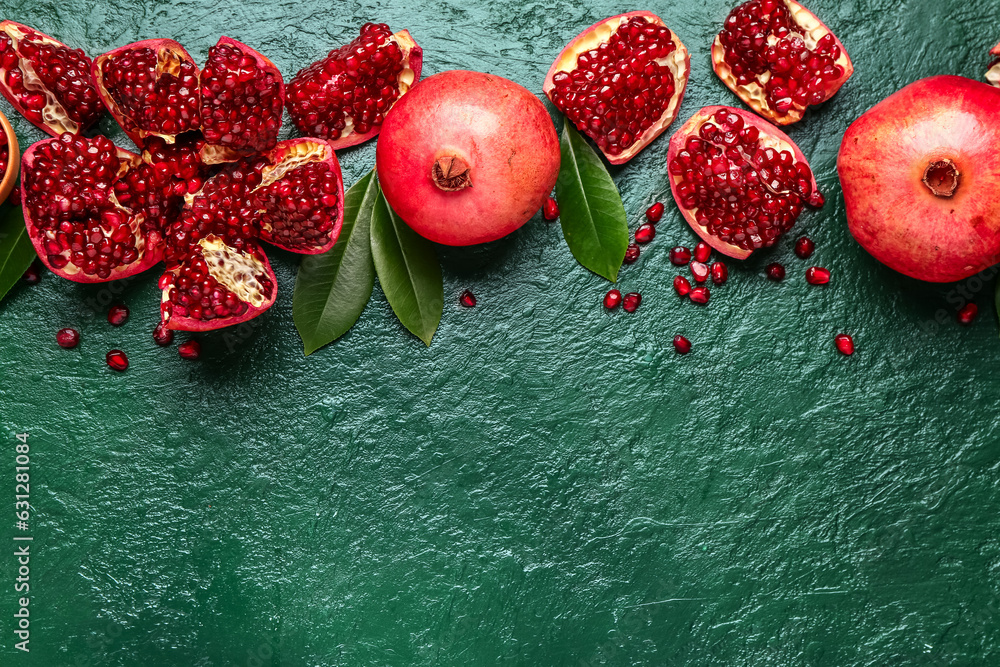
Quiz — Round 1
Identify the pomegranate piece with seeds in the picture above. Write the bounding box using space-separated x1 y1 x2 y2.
987 41 1000 87
673 335 691 354
712 0 853 125
56 327 79 348
106 349 128 371
834 333 853 356
544 11 690 164
603 289 622 309
287 23 422 150
0 21 104 136
667 106 823 259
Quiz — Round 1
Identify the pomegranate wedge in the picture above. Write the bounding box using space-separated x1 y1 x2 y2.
666 106 823 259
712 0 853 125
543 11 690 164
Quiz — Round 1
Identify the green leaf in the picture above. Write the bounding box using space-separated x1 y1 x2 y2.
0 205 36 304
293 170 379 355
370 191 443 346
555 122 629 282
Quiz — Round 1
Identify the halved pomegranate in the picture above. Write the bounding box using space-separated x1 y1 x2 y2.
666 106 823 259
0 21 104 136
21 134 163 282
712 0 853 125
286 23 423 149
543 11 690 164
987 41 1000 87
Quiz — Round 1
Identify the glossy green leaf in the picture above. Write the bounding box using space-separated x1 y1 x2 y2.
555 123 629 282
293 170 379 355
0 205 36 304
370 192 443 346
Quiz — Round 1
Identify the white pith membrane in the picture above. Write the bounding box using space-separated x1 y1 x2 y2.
711 0 851 123
0 23 79 135
333 31 418 139
198 235 270 307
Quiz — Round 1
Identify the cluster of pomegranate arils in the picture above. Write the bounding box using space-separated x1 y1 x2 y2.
0 19 422 368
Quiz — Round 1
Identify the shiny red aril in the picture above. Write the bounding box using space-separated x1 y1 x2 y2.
646 202 665 223
711 262 728 285
459 290 477 307
622 292 642 312
795 236 815 259
957 303 978 325
604 289 622 309
107 304 129 327
178 340 201 360
806 266 830 284
670 246 691 265
635 224 655 244
689 286 709 304
543 196 559 220
693 241 711 263
673 335 691 354
153 321 174 346
56 327 79 348
834 333 854 355
674 275 691 296
690 261 709 283
765 263 786 281
623 243 641 264
106 349 128 371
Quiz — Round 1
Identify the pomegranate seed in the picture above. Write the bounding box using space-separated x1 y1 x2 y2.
56 328 79 348
22 262 40 284
635 224 656 244
693 242 711 263
690 261 709 283
806 266 830 285
106 349 128 371
604 289 622 309
711 262 728 285
153 322 174 346
623 243 640 264
107 304 129 326
765 263 786 281
957 303 978 325
622 292 642 313
178 340 201 360
673 335 692 354
689 286 710 304
670 246 691 266
834 333 854 356
645 202 665 223
543 196 559 221
459 290 477 307
673 275 692 296
795 236 815 259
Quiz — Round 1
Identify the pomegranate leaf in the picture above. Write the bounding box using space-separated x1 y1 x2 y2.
293 170 379 355
370 191 443 346
0 206 36 304
555 123 629 282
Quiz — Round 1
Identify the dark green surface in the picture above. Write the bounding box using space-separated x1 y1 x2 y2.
2 0 999 664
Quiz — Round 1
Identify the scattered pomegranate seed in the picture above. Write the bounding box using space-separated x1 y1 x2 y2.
689 286 710 304
673 275 692 296
690 261 709 283
622 292 642 312
635 224 656 244
694 242 711 263
543 196 559 221
459 290 477 307
834 333 854 356
794 236 815 259
806 266 830 285
106 349 128 371
623 243 641 264
107 304 129 326
178 340 201 360
645 201 665 223
670 246 692 266
153 322 174 346
957 303 978 325
604 289 622 309
673 335 692 354
765 263 786 281
711 262 728 285
22 262 40 285
56 328 79 349
9 185 21 207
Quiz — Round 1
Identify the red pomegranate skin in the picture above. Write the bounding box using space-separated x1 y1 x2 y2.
838 75 1000 282
377 70 560 246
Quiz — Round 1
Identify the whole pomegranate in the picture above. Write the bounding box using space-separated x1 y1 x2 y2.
838 75 1000 282
376 71 560 246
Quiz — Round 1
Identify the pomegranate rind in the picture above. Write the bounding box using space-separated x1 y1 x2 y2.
666 105 820 260
837 75 1000 283
543 11 691 165
21 138 164 283
711 0 853 125
987 40 1000 88
0 21 102 136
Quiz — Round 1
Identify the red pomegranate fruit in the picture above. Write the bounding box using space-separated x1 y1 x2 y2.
987 41 1000 87
377 71 560 246
838 76 1000 282
543 12 690 164
287 23 422 149
667 106 823 259
0 21 104 136
712 0 853 125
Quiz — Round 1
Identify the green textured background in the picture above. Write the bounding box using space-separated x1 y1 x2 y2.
2 0 999 664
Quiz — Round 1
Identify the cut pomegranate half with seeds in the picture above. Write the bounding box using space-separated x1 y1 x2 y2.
712 0 853 125
543 11 690 164
0 21 104 136
287 23 422 150
667 106 823 259
987 41 1000 87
